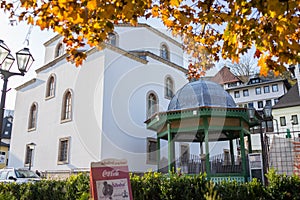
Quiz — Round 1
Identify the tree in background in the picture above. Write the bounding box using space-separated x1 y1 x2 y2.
223 54 259 83
1 0 299 79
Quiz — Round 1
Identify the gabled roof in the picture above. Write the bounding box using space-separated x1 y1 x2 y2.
210 66 241 85
273 83 300 109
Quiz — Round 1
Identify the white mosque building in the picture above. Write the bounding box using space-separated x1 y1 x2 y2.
8 24 188 173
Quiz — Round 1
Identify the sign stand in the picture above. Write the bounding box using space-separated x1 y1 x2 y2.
248 153 264 184
90 159 133 200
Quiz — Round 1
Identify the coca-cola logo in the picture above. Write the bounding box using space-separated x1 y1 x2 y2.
102 169 120 177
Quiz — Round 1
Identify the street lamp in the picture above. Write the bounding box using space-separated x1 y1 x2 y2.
248 106 272 185
0 39 34 147
27 142 36 170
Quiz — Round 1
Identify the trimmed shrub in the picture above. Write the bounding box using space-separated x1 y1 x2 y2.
266 168 300 200
0 170 299 199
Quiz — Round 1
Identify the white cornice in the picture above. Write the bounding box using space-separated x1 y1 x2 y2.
15 78 37 91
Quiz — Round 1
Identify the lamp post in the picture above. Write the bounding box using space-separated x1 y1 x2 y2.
248 105 273 185
0 40 34 148
27 142 36 170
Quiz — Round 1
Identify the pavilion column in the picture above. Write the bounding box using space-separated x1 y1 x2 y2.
229 139 235 166
239 130 247 181
157 137 161 172
167 122 175 172
204 118 210 178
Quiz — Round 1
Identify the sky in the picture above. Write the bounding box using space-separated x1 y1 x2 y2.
0 12 55 110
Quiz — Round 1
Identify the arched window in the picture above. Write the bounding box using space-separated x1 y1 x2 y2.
165 76 174 99
160 43 169 60
61 90 72 121
108 33 117 46
147 92 158 118
55 42 64 58
28 103 38 130
45 74 56 98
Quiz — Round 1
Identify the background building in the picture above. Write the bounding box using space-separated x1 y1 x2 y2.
0 110 14 168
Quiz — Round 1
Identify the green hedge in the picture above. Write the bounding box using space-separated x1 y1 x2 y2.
0 170 299 199
0 173 89 200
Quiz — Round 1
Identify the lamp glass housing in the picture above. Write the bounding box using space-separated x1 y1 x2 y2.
263 105 272 119
0 40 10 65
0 53 15 71
16 48 34 72
248 107 256 119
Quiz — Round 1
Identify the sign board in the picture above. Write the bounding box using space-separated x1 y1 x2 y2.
293 141 300 176
90 159 133 200
248 153 264 184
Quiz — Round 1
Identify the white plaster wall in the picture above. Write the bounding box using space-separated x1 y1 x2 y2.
101 48 187 172
44 26 184 67
114 26 184 67
9 52 105 171
43 37 62 64
273 106 300 135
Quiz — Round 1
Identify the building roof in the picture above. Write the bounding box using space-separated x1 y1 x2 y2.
226 78 287 90
168 80 236 111
209 66 242 85
273 83 300 109
44 23 182 48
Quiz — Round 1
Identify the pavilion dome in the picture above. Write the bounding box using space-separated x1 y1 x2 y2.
167 80 236 111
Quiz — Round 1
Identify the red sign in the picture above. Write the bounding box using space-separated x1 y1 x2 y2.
293 142 300 177
90 159 133 200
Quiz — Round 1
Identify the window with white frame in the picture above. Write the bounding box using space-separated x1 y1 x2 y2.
234 91 240 98
266 100 272 106
255 87 261 95
248 102 254 108
55 42 64 58
258 101 263 108
147 138 157 164
272 84 278 92
28 103 37 130
160 43 169 60
165 76 174 99
243 89 249 97
45 74 56 98
291 115 298 125
58 137 70 164
264 86 270 93
108 33 117 46
280 116 286 126
147 92 158 118
24 144 33 166
61 90 72 121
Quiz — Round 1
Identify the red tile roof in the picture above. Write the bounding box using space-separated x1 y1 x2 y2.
210 66 242 85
